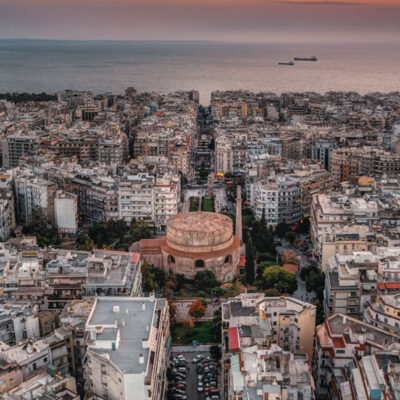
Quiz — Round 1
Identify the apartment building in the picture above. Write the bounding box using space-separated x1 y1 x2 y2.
0 304 40 345
314 313 399 398
222 294 316 360
318 225 376 272
84 296 170 400
311 138 337 171
118 172 180 233
253 175 301 226
14 170 57 226
364 294 400 336
1 134 39 168
216 136 233 174
324 252 379 318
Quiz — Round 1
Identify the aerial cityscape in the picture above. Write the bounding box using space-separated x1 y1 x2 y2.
0 0 400 400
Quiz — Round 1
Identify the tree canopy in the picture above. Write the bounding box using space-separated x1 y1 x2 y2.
194 271 219 292
189 300 206 320
261 265 297 294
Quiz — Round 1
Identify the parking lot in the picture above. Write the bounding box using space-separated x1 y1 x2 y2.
167 350 221 400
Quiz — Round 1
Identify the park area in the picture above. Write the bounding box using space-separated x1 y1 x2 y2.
171 321 215 344
201 197 215 212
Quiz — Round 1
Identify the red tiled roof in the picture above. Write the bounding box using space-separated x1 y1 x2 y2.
377 284 385 290
228 327 240 351
386 283 400 290
378 283 400 290
282 264 298 274
332 337 346 349
130 253 140 263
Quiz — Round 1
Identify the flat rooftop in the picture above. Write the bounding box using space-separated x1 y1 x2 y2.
87 297 156 374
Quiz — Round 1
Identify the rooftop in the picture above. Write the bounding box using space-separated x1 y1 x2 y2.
86 297 157 374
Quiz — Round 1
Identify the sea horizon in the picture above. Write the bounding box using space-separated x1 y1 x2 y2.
1 39 399 104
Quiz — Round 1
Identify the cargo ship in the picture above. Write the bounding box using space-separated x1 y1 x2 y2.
294 56 317 61
278 61 295 66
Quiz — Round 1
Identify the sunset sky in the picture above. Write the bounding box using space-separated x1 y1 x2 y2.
0 0 399 42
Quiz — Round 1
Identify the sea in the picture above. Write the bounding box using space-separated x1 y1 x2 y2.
0 39 399 104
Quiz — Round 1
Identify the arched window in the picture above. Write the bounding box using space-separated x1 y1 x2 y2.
195 259 205 268
224 255 232 264
168 255 175 264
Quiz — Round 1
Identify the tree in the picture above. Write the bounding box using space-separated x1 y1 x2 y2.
281 249 300 266
141 262 165 293
264 288 281 297
224 280 243 298
23 209 61 247
285 231 296 244
182 318 195 329
76 235 94 251
211 309 222 342
245 237 256 284
189 300 206 320
275 222 289 238
194 271 219 292
253 209 275 255
210 345 222 361
257 261 277 280
130 218 153 242
262 265 297 294
305 268 325 299
168 300 177 322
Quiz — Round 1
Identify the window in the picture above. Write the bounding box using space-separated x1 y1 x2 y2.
224 255 232 264
195 259 205 268
167 255 175 264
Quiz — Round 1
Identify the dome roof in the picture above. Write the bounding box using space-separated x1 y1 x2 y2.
166 212 234 252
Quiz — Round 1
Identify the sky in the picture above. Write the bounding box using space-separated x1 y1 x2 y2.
0 0 399 43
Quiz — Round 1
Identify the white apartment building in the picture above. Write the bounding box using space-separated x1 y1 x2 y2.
84 297 170 400
216 136 233 174
253 175 301 226
14 170 56 226
118 173 180 233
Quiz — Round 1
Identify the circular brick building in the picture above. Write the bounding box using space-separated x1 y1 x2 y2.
160 212 240 282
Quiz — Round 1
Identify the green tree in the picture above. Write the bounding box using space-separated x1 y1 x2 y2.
211 309 222 343
245 237 256 284
210 345 222 360
262 265 297 294
194 271 219 292
23 210 61 247
130 218 153 242
76 235 95 251
285 231 296 244
275 222 289 238
264 288 281 297
141 262 164 293
224 280 243 298
256 261 277 280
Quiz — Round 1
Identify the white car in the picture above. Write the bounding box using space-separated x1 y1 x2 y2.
193 354 204 363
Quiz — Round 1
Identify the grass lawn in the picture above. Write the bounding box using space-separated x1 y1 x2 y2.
201 197 215 212
172 321 215 344
189 197 200 211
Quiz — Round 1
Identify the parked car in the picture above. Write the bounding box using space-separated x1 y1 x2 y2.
193 354 204 363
